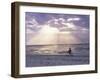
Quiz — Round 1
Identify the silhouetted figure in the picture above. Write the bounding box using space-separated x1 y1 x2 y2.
67 48 72 55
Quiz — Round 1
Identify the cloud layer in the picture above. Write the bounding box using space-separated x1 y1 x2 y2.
25 12 89 45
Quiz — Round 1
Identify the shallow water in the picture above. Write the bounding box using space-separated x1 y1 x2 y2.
26 44 89 67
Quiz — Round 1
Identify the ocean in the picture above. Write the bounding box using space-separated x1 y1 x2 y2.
26 44 89 67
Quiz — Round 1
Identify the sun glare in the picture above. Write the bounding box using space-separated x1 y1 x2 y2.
27 24 79 45
40 25 59 34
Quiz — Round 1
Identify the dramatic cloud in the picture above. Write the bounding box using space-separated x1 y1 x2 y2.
47 17 88 32
26 18 42 34
25 12 89 45
67 17 81 22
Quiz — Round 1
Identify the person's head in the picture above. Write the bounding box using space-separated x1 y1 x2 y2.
69 48 71 50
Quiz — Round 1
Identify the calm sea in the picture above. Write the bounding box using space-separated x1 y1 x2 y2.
26 44 89 67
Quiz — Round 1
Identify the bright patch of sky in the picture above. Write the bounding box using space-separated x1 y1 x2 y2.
25 12 89 45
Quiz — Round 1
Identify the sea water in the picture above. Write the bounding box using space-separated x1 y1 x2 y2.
26 44 89 67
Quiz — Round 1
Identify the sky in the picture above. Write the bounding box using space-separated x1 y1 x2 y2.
25 12 89 45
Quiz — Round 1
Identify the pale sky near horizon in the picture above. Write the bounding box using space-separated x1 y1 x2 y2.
25 12 89 45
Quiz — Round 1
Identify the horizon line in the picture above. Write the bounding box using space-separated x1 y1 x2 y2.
26 43 89 46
